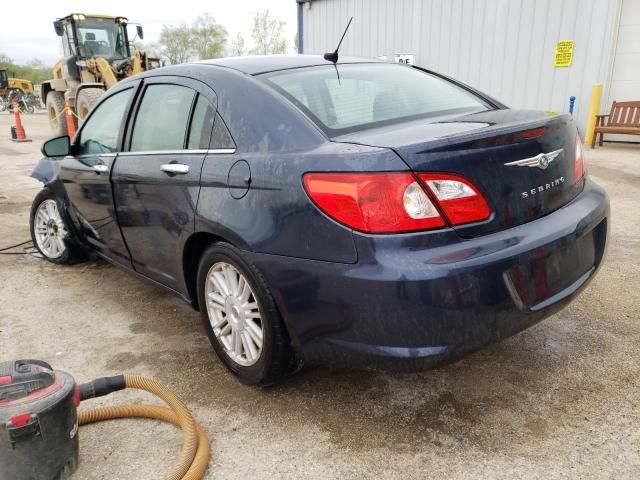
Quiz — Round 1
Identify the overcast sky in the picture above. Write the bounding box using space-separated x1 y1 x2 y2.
0 0 298 64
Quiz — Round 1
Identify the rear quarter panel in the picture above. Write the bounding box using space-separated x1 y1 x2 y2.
197 142 408 263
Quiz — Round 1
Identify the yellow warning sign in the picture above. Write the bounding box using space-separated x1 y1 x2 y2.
554 40 574 67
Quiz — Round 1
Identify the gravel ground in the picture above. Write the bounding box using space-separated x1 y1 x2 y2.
0 112 638 479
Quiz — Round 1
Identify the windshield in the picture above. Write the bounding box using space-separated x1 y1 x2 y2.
74 18 128 60
265 63 492 136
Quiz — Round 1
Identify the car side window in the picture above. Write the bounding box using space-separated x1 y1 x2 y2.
77 88 133 156
187 94 214 150
210 113 235 149
130 84 195 151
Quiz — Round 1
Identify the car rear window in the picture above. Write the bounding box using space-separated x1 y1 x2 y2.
264 63 491 136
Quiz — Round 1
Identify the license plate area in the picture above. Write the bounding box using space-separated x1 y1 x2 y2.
505 219 607 310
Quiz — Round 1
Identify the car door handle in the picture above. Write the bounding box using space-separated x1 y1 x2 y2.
161 163 190 175
93 164 108 173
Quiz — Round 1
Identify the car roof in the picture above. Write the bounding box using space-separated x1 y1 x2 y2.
197 54 383 75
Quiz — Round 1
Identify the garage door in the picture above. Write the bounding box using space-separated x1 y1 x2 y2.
605 0 640 143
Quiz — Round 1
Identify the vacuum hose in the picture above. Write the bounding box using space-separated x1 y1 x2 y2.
78 374 210 480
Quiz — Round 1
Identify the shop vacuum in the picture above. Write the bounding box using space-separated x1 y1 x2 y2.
0 359 210 480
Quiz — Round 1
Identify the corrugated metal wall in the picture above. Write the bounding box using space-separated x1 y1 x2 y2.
302 0 621 134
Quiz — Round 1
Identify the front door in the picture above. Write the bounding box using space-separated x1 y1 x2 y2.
112 77 217 293
60 85 137 266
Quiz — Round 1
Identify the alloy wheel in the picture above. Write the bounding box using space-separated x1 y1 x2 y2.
34 199 67 259
205 262 264 366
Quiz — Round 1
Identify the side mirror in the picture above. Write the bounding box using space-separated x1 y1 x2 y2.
42 136 71 158
53 21 64 36
136 25 144 40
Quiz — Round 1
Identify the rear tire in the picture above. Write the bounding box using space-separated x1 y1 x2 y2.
76 88 104 123
30 188 83 265
197 242 295 386
46 91 67 136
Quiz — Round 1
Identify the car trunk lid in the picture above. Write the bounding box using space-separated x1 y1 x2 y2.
335 109 584 237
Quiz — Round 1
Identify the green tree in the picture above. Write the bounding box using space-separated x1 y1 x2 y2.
159 24 193 65
158 15 228 64
230 33 246 57
250 10 288 55
27 59 46 69
191 13 227 60
0 53 14 65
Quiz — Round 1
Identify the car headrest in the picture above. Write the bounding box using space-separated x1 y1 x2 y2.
85 32 96 41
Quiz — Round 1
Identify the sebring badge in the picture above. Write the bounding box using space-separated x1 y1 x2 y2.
504 148 563 170
520 176 565 199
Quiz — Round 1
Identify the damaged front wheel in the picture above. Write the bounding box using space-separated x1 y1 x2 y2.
30 188 82 264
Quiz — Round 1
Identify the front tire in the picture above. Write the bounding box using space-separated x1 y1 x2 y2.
30 188 82 264
46 91 67 136
197 243 295 386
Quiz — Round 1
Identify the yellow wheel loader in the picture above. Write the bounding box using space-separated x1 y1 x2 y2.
0 69 35 97
41 13 159 135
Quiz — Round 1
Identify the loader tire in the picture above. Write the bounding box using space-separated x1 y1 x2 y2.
46 91 67 136
76 88 104 123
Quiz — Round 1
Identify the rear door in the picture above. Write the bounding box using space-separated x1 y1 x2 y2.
59 85 137 266
112 76 216 293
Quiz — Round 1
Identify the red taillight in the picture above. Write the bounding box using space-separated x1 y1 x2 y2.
418 173 491 225
302 172 490 233
303 172 445 233
574 134 584 182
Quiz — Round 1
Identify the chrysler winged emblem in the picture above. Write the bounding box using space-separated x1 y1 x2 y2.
504 148 563 170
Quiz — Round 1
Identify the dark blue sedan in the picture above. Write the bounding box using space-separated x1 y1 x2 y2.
30 55 609 385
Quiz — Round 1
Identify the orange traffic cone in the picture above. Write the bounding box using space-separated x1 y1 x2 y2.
10 100 32 143
65 100 77 139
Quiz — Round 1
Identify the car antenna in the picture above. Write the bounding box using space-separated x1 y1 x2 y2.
323 17 353 63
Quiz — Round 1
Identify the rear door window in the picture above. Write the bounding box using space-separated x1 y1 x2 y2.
130 84 195 151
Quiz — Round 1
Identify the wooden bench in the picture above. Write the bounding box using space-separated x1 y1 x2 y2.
592 100 640 148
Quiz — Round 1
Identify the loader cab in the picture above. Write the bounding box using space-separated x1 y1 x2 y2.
0 69 8 90
54 14 131 61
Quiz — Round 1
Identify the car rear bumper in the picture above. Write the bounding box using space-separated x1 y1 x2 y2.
250 178 609 370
